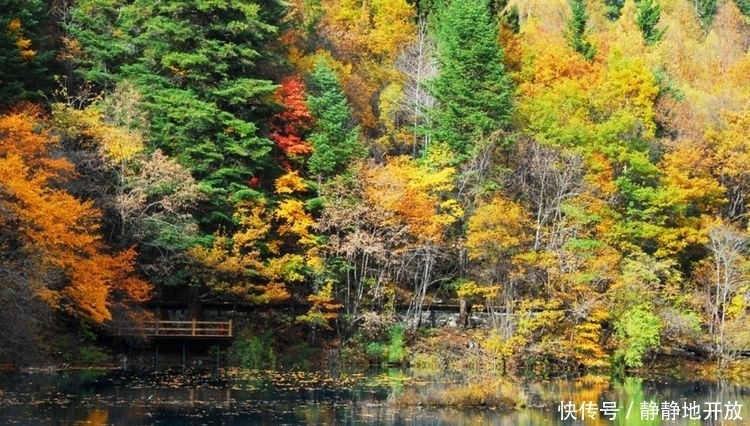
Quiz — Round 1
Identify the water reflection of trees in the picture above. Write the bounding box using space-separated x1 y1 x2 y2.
5 370 750 425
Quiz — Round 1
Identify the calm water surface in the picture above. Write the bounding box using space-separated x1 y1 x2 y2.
1 367 750 425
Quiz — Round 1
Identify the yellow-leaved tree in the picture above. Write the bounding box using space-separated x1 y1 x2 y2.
362 156 463 328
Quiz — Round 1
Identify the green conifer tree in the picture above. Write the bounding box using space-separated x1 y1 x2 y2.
0 0 52 108
636 0 666 45
305 59 364 178
428 0 515 163
567 0 597 61
694 0 718 31
65 0 132 92
69 0 282 229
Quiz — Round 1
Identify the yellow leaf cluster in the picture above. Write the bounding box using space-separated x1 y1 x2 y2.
52 103 144 163
6 17 22 32
6 18 36 61
363 156 462 244
323 0 415 60
298 281 343 329
265 254 306 283
456 281 501 301
191 196 321 305
274 170 309 194
247 282 291 305
233 200 273 248
467 196 531 261
275 199 317 246
660 141 724 211
708 110 750 182
368 0 416 59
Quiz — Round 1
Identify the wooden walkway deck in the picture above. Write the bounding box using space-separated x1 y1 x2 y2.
117 320 233 339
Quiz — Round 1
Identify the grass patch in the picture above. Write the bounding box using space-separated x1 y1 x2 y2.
394 376 524 410
78 346 109 364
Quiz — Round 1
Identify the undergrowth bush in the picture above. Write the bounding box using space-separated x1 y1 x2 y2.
228 329 276 369
364 324 408 365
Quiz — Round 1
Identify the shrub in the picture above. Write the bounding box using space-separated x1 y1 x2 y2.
229 329 275 369
363 324 409 365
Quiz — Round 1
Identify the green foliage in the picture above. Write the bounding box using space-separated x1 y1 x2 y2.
69 0 281 231
305 59 364 177
636 0 666 45
365 341 386 360
428 0 514 162
614 304 661 368
365 324 408 365
0 0 51 108
694 0 718 31
737 0 750 19
75 322 109 363
604 0 626 20
566 0 596 61
78 346 109 363
65 0 132 90
386 324 408 364
229 329 276 369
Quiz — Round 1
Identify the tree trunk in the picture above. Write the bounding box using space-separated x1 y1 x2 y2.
459 297 471 329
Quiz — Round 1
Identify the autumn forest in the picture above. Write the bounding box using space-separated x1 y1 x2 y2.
3 0 750 374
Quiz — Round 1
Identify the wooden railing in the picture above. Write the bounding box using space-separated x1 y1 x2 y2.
118 320 233 338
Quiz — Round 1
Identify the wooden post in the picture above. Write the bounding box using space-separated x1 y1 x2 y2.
228 319 233 337
192 319 196 336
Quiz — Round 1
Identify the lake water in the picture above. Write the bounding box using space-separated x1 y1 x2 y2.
1 367 750 425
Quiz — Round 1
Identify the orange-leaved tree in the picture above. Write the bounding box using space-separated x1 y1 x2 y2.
0 105 151 324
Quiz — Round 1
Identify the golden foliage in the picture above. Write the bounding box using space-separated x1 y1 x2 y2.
363 156 462 244
0 106 151 323
275 199 317 246
52 103 145 164
188 195 321 305
467 196 531 261
6 18 36 61
274 170 309 194
660 140 725 216
298 281 344 330
456 281 501 302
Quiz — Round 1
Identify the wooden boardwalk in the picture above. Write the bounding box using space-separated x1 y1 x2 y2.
117 319 233 339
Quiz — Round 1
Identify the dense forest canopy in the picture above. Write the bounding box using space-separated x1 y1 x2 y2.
2 0 750 371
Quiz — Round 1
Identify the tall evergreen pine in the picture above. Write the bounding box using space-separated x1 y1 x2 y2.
68 0 282 230
428 0 514 163
567 0 596 61
306 59 364 178
636 0 665 45
0 0 52 109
